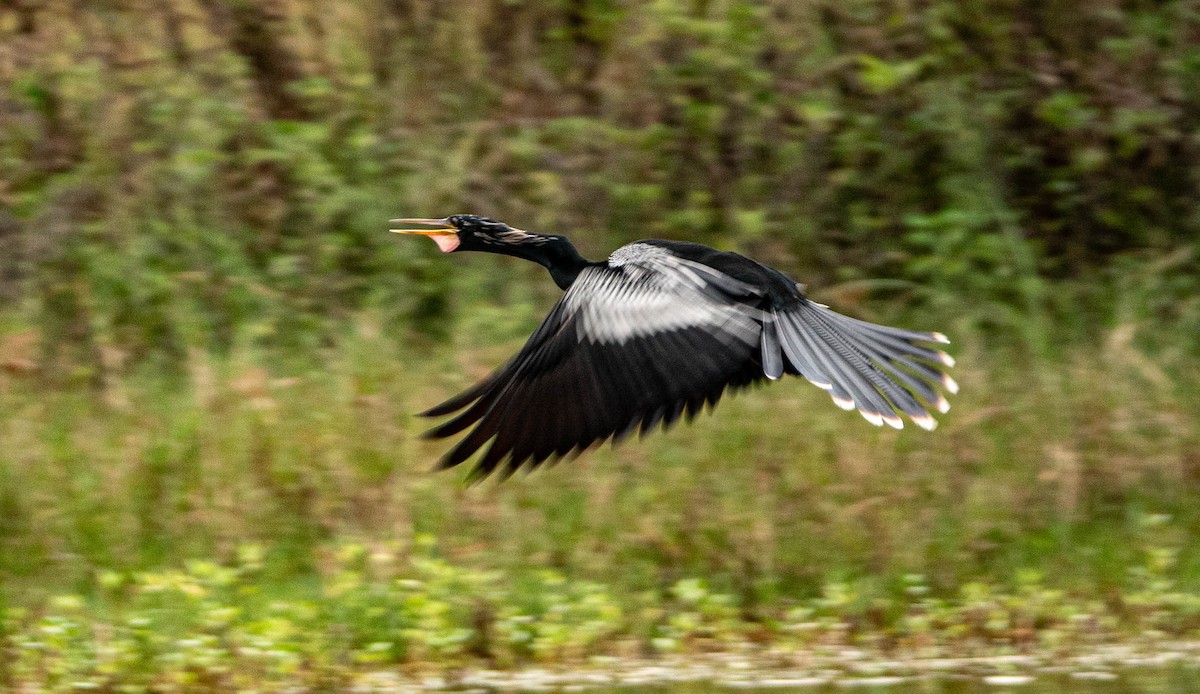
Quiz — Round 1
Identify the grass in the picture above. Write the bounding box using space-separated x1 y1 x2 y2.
2 298 1200 688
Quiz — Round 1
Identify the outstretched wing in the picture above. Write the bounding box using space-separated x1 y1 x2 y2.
422 245 768 480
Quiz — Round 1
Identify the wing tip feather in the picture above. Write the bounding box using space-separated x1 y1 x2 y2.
421 403 455 418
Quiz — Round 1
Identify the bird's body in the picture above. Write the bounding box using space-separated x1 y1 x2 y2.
392 216 956 480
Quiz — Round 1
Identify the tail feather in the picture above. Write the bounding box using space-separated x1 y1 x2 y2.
774 310 834 392
812 309 950 412
815 309 949 345
759 318 784 380
803 307 929 424
804 307 940 413
775 300 955 429
786 311 885 420
819 308 954 367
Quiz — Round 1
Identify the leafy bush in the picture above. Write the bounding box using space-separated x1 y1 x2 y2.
1 0 1198 372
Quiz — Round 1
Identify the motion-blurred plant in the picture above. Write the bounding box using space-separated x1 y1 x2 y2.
0 0 1197 375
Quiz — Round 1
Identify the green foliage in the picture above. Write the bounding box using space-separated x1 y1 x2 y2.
6 526 1200 688
1 0 1198 370
0 318 1198 628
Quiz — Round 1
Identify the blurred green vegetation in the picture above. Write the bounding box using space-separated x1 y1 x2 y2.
6 532 1200 688
1 318 1200 685
2 0 1199 363
2 0 1200 685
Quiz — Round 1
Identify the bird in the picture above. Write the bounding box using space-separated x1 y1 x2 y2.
392 214 957 481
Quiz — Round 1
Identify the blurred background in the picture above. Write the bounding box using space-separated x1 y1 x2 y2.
2 0 1200 686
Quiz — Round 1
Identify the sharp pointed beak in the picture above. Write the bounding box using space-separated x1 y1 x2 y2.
388 217 455 234
389 217 461 252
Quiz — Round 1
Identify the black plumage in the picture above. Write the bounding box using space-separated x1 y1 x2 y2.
391 214 957 480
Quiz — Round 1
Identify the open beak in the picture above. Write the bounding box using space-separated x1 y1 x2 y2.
389 217 460 253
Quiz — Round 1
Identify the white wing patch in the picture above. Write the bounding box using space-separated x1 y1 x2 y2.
565 244 762 346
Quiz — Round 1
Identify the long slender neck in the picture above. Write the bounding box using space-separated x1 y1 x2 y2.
502 235 593 290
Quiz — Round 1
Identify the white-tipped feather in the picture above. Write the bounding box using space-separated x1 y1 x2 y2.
911 413 938 431
770 296 957 430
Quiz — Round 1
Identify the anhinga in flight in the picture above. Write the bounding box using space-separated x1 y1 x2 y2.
393 215 956 480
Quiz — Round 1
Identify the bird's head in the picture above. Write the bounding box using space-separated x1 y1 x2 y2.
389 214 549 254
